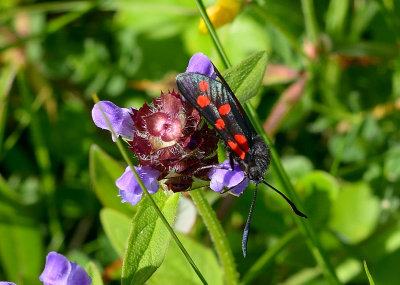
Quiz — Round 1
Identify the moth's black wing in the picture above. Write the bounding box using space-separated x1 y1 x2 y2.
176 73 254 152
212 65 257 137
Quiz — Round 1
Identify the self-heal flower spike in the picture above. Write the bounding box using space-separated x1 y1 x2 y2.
129 90 219 192
116 166 161 206
208 159 249 195
39 252 91 285
92 101 136 141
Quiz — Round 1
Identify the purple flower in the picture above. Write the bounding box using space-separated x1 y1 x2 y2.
208 159 249 195
186 53 217 79
39 252 91 285
92 101 136 141
0 282 16 285
116 166 161 206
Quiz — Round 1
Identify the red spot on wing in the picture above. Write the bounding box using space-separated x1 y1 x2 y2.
198 80 209 92
234 134 249 153
197 95 210 108
228 140 246 159
218 104 231 115
215 118 225 130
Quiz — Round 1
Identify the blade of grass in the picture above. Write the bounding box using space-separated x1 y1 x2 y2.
0 63 16 153
17 70 63 250
92 95 208 285
190 189 239 285
195 0 340 283
301 0 319 43
363 260 375 285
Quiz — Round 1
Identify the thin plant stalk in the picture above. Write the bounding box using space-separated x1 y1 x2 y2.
190 189 239 285
92 94 208 285
194 0 340 283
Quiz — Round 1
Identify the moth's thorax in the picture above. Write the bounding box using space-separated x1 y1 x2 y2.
237 135 270 183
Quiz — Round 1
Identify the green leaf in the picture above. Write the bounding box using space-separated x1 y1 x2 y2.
329 182 380 243
148 234 223 285
121 191 179 285
86 262 104 285
0 210 43 284
89 144 134 216
384 145 400 182
297 171 339 227
100 208 131 257
221 51 268 102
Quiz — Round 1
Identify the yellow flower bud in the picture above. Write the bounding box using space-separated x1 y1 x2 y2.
199 0 243 34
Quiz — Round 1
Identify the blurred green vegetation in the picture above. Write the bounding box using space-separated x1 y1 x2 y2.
1 0 400 284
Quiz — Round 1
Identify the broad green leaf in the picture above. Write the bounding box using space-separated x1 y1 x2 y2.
296 171 339 227
384 145 400 182
89 144 133 216
86 262 104 285
100 208 131 257
222 51 268 102
121 191 179 285
329 182 380 243
0 211 43 284
148 234 223 285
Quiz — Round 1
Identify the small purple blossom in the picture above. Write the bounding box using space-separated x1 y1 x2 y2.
0 282 16 285
92 101 135 141
186 52 217 79
116 166 161 206
39 252 91 285
208 159 249 195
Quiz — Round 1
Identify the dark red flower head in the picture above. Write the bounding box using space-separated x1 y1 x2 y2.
129 90 219 191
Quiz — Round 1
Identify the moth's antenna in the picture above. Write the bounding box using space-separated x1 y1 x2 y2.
262 181 307 218
242 184 258 257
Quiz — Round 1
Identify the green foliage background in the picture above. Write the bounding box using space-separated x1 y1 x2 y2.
1 0 400 284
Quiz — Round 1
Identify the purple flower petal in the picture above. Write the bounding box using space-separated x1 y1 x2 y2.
208 160 249 195
117 166 161 206
186 53 217 79
39 252 91 285
67 263 92 285
92 101 135 141
0 282 17 285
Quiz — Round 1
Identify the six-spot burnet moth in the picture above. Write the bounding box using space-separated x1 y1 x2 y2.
176 61 307 257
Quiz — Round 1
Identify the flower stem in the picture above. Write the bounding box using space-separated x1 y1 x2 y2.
193 0 231 68
245 105 341 285
194 2 340 282
190 189 239 285
92 94 208 285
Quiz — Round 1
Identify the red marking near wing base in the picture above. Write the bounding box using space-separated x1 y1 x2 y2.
234 134 249 153
218 104 231 115
228 140 246 159
198 80 209 92
197 95 211 108
215 118 225 130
